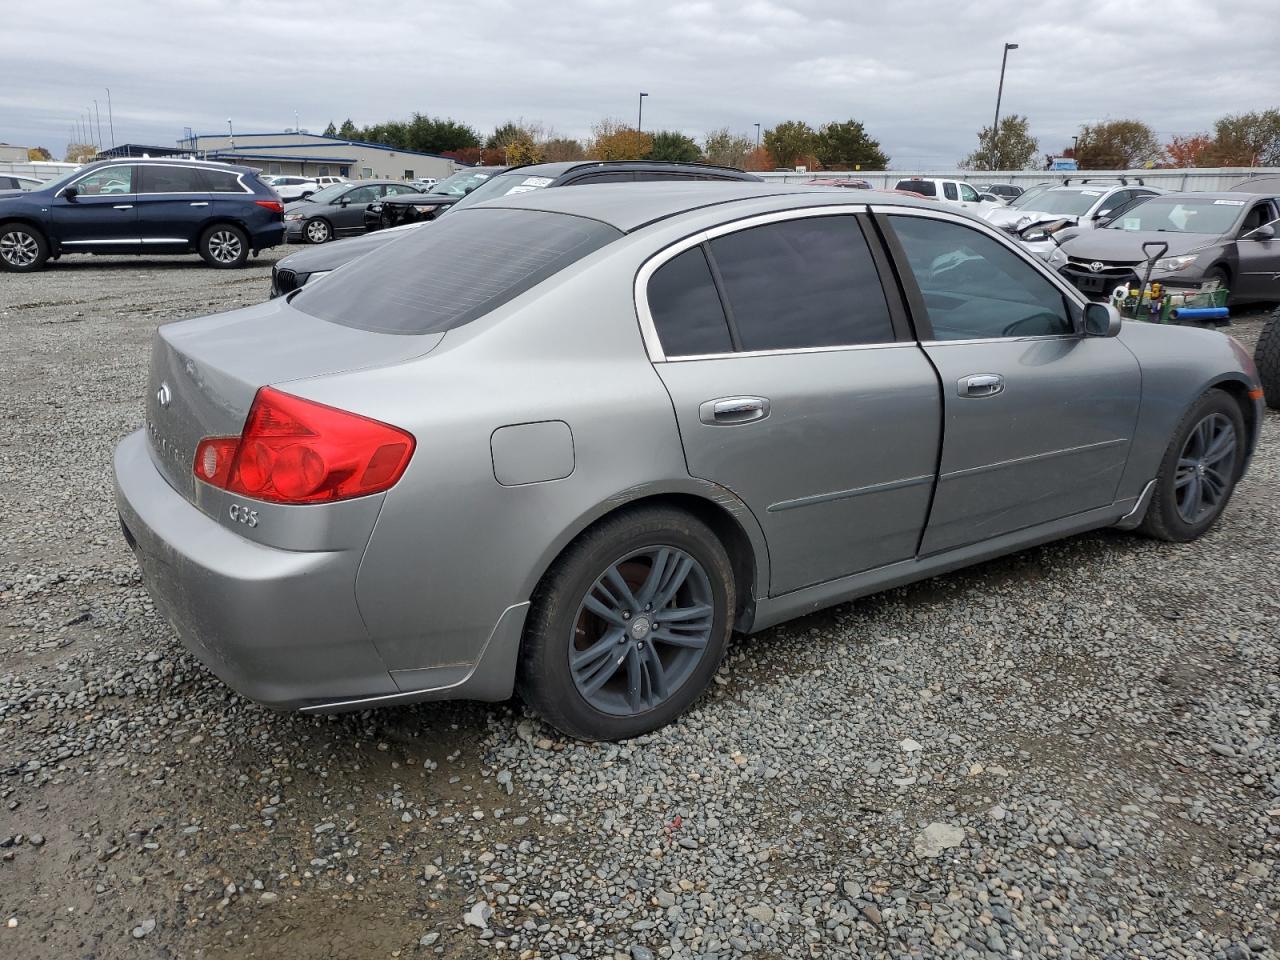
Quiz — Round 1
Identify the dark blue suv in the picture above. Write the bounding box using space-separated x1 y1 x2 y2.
0 159 285 272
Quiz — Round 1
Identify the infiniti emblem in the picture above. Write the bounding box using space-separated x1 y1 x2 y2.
1089 261 1105 273
156 381 172 409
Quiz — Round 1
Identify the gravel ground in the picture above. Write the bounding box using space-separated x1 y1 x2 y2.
2 252 1278 960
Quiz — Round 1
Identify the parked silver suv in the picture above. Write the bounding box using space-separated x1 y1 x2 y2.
114 184 1261 740
984 179 1164 258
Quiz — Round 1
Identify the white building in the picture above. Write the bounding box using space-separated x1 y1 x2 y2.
0 143 31 163
180 132 460 181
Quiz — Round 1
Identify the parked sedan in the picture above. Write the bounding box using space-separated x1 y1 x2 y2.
0 174 44 192
1048 192 1280 302
283 180 424 243
115 184 1262 740
0 158 284 271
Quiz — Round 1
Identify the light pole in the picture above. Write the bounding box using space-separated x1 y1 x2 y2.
637 92 648 134
1071 134 1079 157
94 99 104 150
227 118 236 154
754 123 761 150
105 88 115 148
990 42 1018 169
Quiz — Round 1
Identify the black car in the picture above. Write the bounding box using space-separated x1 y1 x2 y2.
363 167 507 232
282 180 426 243
271 160 763 295
978 183 1025 202
0 158 284 272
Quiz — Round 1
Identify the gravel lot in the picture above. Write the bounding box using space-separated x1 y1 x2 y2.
2 251 1278 960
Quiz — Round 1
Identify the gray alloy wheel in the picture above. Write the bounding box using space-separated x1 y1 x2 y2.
1174 412 1236 524
199 224 249 268
304 218 332 243
0 222 48 272
569 546 715 717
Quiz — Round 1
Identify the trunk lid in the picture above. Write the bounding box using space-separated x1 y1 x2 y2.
145 296 441 502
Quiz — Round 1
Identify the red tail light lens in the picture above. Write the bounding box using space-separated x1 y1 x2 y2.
193 388 415 504
255 199 285 213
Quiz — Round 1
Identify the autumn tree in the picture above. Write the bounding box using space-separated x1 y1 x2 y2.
1211 109 1280 166
742 146 773 172
65 143 97 163
504 136 543 165
648 130 702 163
486 122 532 150
586 118 652 161
1075 120 1161 169
442 147 483 166
702 128 752 168
763 121 816 169
541 138 586 162
27 146 52 161
814 119 889 170
961 114 1037 170
1163 134 1218 168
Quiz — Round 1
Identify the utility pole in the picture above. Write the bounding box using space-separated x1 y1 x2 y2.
227 118 236 154
94 100 104 150
637 92 648 135
106 88 115 147
990 42 1018 169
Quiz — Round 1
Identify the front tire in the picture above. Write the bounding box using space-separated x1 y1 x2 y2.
518 506 735 741
1255 306 1280 410
303 218 332 244
1138 389 1246 542
0 222 49 272
199 224 249 268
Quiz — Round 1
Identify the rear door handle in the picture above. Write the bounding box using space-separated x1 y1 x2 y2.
189 201 209 207
957 374 1004 398
699 396 770 425
112 204 134 210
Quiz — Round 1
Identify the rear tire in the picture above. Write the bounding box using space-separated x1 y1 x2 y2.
0 221 49 272
1255 306 1280 410
518 506 735 741
1138 390 1246 542
198 224 249 268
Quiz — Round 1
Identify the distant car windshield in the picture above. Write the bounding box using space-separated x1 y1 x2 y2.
1022 189 1105 216
430 170 497 197
292 208 621 335
445 172 556 214
1104 198 1244 234
306 183 350 203
1008 185 1051 208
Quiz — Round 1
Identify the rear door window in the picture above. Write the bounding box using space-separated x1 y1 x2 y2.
943 182 959 201
292 208 621 335
648 247 734 356
139 166 206 193
707 216 894 351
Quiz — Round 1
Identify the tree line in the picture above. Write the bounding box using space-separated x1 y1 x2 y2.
318 115 891 171
962 109 1280 171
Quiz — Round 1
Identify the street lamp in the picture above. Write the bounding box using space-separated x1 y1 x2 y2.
637 92 648 134
227 118 236 154
990 42 1019 169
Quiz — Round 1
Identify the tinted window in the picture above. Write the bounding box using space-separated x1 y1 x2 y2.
648 247 733 356
73 166 135 195
709 216 894 351
890 215 1071 341
343 185 381 204
139 166 206 193
943 182 959 201
0 177 13 188
203 169 246 193
293 208 620 335
896 179 936 197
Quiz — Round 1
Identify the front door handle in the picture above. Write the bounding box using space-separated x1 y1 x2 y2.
957 374 1004 398
699 396 770 425
113 204 134 210
189 201 209 207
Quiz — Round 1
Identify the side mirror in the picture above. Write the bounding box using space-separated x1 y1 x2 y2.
63 186 78 201
1083 302 1122 338
1094 208 1112 221
1246 223 1276 240
338 197 349 207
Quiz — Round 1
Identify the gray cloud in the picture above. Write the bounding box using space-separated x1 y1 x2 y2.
3 0 1278 167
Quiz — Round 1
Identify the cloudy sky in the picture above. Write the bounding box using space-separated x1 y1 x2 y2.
4 0 1278 167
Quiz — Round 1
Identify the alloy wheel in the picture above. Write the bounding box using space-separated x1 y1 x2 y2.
207 230 243 264
0 229 39 268
305 220 330 243
569 546 715 717
1175 412 1236 524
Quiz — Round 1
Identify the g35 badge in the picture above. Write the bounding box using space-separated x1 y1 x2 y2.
228 503 259 528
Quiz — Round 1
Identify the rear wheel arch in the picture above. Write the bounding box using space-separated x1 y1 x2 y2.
523 490 763 635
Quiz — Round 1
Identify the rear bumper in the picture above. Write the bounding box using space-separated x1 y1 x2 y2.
113 429 396 709
112 429 526 711
250 222 285 251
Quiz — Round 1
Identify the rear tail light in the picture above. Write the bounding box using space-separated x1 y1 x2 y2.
255 199 285 213
193 388 415 504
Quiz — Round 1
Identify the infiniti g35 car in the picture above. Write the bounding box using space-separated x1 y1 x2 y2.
114 184 1263 741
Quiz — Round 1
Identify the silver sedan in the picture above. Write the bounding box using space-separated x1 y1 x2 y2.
114 184 1264 740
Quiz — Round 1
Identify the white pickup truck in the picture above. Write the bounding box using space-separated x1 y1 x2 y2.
894 177 1001 214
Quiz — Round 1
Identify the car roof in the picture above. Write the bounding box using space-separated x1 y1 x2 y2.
1157 190 1279 202
469 181 942 233
499 160 758 181
86 156 262 176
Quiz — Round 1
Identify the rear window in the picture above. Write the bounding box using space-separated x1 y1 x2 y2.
292 208 621 335
896 179 936 197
